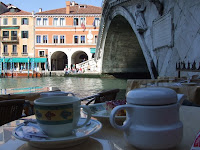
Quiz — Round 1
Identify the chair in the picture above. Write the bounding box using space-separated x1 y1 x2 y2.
81 89 120 105
0 99 25 126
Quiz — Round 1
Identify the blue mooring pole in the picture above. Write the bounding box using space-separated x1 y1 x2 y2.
28 57 30 78
0 57 2 78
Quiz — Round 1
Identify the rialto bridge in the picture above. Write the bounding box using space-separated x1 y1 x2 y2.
92 0 200 79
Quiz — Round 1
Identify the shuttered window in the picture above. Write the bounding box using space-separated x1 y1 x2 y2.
74 36 79 44
3 18 8 25
12 18 17 25
21 31 28 38
21 18 29 25
23 45 27 53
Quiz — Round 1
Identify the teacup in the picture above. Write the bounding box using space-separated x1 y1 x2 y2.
34 96 91 137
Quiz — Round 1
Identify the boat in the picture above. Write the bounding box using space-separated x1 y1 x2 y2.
1 71 42 78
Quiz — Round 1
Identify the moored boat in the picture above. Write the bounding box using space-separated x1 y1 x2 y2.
1 71 42 78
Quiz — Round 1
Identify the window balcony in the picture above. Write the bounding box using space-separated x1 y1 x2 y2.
21 52 28 56
11 52 18 56
2 52 9 56
0 36 19 43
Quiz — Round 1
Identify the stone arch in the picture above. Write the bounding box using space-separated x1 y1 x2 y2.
71 51 88 68
51 51 68 71
98 6 157 78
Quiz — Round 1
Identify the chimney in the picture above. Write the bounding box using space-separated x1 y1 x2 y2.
71 1 75 6
39 8 42 12
32 11 35 16
66 1 70 14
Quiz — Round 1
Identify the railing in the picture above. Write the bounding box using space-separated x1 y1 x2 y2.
0 36 19 43
76 58 97 72
2 52 9 56
21 52 28 56
0 87 50 95
176 61 200 77
11 52 18 56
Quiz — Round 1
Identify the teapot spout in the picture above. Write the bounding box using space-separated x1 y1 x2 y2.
177 94 186 106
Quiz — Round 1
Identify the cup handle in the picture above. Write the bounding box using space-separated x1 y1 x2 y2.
109 105 133 131
66 92 75 96
76 105 91 128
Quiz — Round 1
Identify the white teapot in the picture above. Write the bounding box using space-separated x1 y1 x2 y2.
110 87 186 150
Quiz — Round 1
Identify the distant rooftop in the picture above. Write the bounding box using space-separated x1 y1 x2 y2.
35 2 102 15
0 1 7 7
0 2 32 15
0 10 32 15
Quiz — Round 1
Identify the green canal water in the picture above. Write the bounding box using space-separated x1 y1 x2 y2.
0 77 127 99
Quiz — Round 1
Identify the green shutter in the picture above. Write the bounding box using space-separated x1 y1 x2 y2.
21 18 23 25
3 18 7 25
27 18 29 25
21 31 23 38
13 18 17 25
27 31 28 38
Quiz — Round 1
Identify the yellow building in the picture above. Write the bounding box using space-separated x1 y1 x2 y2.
0 4 35 72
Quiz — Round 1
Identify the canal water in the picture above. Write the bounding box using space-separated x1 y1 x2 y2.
0 77 127 99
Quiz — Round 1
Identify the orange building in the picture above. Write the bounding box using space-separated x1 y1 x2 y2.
35 1 102 71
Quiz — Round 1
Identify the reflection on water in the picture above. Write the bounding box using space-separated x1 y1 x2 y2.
0 77 127 99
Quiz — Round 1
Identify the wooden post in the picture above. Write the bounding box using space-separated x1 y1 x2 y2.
178 70 180 78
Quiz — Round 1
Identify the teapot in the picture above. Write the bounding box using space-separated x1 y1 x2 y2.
110 87 186 150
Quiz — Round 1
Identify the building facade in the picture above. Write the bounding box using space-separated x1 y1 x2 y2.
35 1 102 71
0 1 102 74
0 3 35 72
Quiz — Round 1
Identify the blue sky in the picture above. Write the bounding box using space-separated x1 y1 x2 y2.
0 0 103 13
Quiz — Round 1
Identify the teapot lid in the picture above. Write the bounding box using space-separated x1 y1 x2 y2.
126 87 178 105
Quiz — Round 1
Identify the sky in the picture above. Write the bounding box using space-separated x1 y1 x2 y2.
0 0 103 13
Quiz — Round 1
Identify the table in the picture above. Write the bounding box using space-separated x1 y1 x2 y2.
0 106 199 150
127 79 200 105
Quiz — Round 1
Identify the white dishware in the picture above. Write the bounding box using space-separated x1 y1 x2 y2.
40 91 75 97
181 82 197 86
110 87 186 150
84 103 126 120
12 118 102 149
34 96 91 137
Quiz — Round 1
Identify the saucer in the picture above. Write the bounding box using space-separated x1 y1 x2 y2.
12 118 102 149
85 103 126 120
181 82 197 86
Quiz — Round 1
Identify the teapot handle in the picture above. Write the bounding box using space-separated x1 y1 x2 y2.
177 94 186 106
109 105 133 131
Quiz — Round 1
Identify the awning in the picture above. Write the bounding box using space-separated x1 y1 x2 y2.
0 58 10 62
0 26 19 29
0 58 47 63
12 58 29 63
90 48 96 53
33 58 47 63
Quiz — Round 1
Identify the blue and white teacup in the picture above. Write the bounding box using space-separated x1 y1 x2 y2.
34 96 91 137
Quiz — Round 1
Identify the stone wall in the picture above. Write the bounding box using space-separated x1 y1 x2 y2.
96 0 200 78
142 0 200 77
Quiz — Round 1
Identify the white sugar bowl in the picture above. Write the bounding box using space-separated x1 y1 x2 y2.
110 87 186 150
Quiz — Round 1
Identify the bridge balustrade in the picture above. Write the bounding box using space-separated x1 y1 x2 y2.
76 58 97 72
